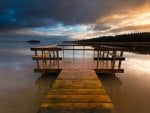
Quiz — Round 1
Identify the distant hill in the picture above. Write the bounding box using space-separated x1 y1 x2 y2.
79 32 150 42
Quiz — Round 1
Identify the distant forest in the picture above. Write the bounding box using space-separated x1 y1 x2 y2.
79 32 150 42
76 32 150 54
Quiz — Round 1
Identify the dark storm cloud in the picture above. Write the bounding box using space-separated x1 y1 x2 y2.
0 0 149 30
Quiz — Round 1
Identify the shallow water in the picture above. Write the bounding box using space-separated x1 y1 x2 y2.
0 42 150 113
0 42 59 113
112 53 150 113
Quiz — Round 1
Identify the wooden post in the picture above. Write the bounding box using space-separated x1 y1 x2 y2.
93 49 95 58
102 51 105 65
63 46 64 58
42 49 44 68
49 50 52 69
97 48 100 69
35 50 40 69
107 51 109 58
73 45 75 60
53 50 55 58
44 50 47 66
73 45 74 56
112 50 116 74
57 50 59 69
42 49 46 68
118 50 123 69
83 46 85 60
102 51 105 58
106 50 109 67
100 50 101 58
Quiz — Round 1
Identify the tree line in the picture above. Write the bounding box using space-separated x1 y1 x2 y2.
79 32 150 42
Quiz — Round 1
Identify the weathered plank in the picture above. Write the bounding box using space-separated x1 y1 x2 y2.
32 56 62 60
94 57 125 60
38 69 114 113
34 69 61 73
95 69 124 74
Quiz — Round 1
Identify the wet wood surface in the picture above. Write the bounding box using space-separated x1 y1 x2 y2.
38 68 114 113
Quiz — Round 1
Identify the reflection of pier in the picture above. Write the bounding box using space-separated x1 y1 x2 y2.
97 74 123 107
31 44 125 113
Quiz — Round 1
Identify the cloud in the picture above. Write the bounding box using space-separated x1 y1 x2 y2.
91 24 111 31
0 0 150 38
110 24 150 33
0 0 149 28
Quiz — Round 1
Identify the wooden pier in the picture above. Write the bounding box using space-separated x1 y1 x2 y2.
31 44 126 113
38 69 113 113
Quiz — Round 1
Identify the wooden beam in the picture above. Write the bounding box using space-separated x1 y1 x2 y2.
31 47 62 51
95 69 124 73
34 69 62 73
94 57 125 60
32 56 62 60
61 49 94 51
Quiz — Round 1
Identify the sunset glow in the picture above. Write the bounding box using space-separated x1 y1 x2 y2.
0 1 150 40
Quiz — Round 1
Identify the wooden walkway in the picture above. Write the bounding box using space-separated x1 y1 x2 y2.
30 44 127 113
38 68 113 113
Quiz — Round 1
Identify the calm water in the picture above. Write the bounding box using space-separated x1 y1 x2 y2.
0 41 150 113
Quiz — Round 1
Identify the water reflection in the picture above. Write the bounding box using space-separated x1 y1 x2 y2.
35 73 59 95
124 52 150 72
124 46 150 55
97 74 123 107
0 42 150 113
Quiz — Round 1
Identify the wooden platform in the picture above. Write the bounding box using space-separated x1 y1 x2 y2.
31 44 126 74
38 68 114 113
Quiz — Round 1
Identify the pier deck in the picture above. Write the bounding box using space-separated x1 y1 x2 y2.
31 44 126 113
38 68 113 113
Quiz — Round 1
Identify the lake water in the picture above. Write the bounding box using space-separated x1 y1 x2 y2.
0 41 150 113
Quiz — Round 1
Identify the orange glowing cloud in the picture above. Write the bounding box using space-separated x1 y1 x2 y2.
95 3 150 35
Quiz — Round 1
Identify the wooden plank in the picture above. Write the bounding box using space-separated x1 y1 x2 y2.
119 51 124 68
62 48 94 51
52 83 103 89
34 69 61 73
31 45 57 49
94 46 126 51
49 89 107 95
94 57 125 60
95 69 124 73
32 56 62 60
44 95 111 103
38 69 114 113
58 44 82 46
39 103 113 113
31 47 62 51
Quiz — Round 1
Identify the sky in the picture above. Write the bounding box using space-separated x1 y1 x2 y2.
0 0 150 40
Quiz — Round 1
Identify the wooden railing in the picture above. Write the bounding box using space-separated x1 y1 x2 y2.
94 46 125 74
58 44 94 58
31 45 62 74
31 44 126 75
